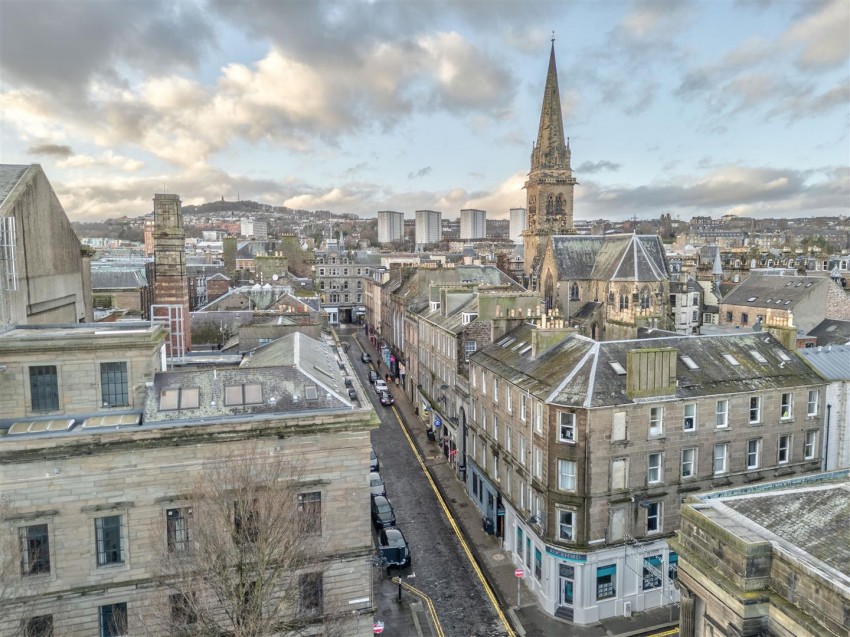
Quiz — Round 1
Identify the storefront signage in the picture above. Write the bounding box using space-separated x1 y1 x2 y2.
433 416 442 428
545 546 587 562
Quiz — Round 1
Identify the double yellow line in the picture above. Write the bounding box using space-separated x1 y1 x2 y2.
392 576 446 637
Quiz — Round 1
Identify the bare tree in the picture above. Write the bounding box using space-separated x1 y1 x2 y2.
143 448 352 637
0 497 47 637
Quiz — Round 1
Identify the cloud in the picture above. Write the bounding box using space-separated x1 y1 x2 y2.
28 143 73 158
785 0 849 70
577 160 622 174
57 151 144 172
408 167 432 180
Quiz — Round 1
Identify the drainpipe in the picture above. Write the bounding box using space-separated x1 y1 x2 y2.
824 403 832 471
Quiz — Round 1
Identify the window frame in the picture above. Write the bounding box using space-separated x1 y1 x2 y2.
642 555 663 591
778 434 791 464
557 509 575 542
298 572 324 617
100 361 129 408
166 507 192 553
559 412 576 444
29 365 59 412
647 452 662 484
646 502 662 534
99 602 128 637
683 403 696 432
19 523 51 576
557 459 576 492
649 406 663 436
807 390 819 417
749 396 761 424
24 615 53 637
95 515 125 567
681 447 697 479
715 399 729 428
713 443 728 475
804 430 818 460
746 438 761 470
596 564 616 600
780 393 793 420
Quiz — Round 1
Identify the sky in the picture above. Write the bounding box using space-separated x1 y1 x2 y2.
0 0 848 223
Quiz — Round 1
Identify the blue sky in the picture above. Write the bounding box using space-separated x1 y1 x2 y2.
0 0 847 222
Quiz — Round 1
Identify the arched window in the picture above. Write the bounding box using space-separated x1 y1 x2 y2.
619 286 630 311
640 286 651 310
570 282 580 301
591 323 599 340
546 195 555 216
544 273 555 312
556 194 564 215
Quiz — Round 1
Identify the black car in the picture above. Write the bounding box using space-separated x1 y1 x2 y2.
370 495 396 529
361 352 371 363
378 527 411 569
370 447 380 472
379 390 394 407
368 370 379 384
369 471 386 498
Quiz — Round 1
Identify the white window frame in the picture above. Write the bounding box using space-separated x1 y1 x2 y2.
746 438 761 470
507 390 513 413
535 401 543 433
646 501 661 535
493 378 499 404
649 406 663 435
807 390 819 417
558 509 575 542
804 430 818 459
681 448 696 479
559 412 576 444
534 446 542 479
780 393 793 420
520 395 527 422
506 425 512 453
778 434 791 464
519 437 526 466
716 399 729 428
647 453 662 484
713 443 728 475
557 459 576 492
683 403 696 432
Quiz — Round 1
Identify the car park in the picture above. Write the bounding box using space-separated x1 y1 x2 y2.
369 471 386 497
370 495 396 529
361 352 371 363
379 391 394 406
378 527 411 569
368 370 379 384
370 447 379 472
374 380 388 394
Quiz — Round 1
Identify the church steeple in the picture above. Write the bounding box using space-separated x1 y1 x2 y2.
532 41 569 172
523 40 578 281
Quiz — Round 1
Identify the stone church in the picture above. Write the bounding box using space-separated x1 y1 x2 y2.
522 44 671 340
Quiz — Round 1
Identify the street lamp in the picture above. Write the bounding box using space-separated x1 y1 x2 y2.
395 571 416 602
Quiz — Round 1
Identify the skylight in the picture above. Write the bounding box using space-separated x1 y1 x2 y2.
501 337 517 348
511 341 526 351
610 361 627 375
680 355 699 370
749 350 768 364
518 345 533 355
747 297 758 302
305 385 318 400
722 354 740 366
776 350 791 362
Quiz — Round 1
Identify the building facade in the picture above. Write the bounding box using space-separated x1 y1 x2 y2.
377 210 405 244
415 210 442 248
467 328 825 625
460 209 487 241
510 208 527 245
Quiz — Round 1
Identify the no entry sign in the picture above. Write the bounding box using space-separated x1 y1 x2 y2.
515 567 525 578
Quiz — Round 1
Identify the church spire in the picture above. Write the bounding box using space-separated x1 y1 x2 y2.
532 40 568 171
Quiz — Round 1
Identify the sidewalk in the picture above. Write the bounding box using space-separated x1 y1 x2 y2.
354 331 679 637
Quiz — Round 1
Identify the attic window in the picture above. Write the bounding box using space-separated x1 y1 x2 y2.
500 337 517 348
518 345 533 355
496 336 511 346
749 350 768 364
305 385 318 400
430 301 441 311
776 350 791 362
826 325 837 332
511 341 526 351
224 383 263 406
722 354 740 366
159 387 200 411
747 297 758 302
462 313 478 325
680 355 699 370
805 282 812 287
609 361 627 375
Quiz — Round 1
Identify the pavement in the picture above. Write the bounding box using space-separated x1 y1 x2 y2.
347 326 680 637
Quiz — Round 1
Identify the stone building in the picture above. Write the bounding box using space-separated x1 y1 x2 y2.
151 193 191 354
536 234 672 340
0 164 92 328
719 272 850 334
523 43 578 278
0 326 378 636
799 344 850 471
314 247 373 324
673 472 849 637
467 329 825 624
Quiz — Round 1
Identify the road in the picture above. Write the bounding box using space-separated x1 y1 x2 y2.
342 331 509 637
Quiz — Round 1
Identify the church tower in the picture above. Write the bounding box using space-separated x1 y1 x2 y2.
523 41 577 280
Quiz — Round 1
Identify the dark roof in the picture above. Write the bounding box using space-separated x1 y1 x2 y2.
548 234 668 282
720 274 826 309
473 329 822 408
807 319 850 347
91 269 147 289
0 164 30 206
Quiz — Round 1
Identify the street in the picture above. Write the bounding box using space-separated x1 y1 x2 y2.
342 330 510 637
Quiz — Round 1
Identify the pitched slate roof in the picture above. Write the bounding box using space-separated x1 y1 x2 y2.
720 274 826 309
0 164 30 208
548 234 668 282
91 269 147 289
807 319 850 347
473 329 821 409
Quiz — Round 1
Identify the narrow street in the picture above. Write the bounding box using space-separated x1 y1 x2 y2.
341 329 510 637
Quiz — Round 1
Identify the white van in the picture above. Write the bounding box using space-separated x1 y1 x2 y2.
374 380 388 394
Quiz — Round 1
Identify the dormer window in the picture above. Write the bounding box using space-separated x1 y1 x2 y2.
430 301 440 312
462 312 478 325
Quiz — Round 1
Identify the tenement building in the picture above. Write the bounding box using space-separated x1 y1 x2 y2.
467 328 825 624
673 472 850 637
0 325 378 636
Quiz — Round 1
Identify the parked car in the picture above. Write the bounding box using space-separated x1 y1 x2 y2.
374 380 388 394
361 352 371 363
370 495 396 529
370 447 380 472
368 370 379 384
379 391 394 407
369 471 386 497
378 527 411 569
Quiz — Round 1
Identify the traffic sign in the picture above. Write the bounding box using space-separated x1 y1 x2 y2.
373 620 385 634
515 567 524 578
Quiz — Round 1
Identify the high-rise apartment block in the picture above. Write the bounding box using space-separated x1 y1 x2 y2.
510 208 526 244
415 209 442 247
460 208 486 240
377 210 405 244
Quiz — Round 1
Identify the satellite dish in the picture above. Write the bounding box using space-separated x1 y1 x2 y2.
272 274 279 281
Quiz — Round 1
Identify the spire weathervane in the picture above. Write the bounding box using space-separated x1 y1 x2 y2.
552 30 555 44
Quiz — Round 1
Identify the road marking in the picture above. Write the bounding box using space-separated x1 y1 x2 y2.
645 629 679 637
347 333 517 636
392 577 446 637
